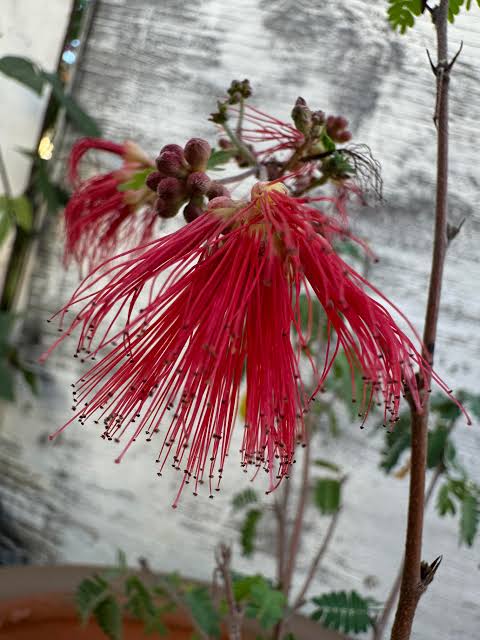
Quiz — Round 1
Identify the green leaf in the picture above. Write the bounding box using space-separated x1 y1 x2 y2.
0 206 14 246
0 56 45 95
232 488 259 511
0 311 15 340
76 576 110 625
323 152 354 178
94 595 123 640
436 482 456 517
240 508 262 557
184 587 220 638
0 362 15 401
387 1 424 34
448 0 463 21
233 575 266 602
125 574 166 634
379 413 411 473
427 425 450 469
12 196 33 231
32 158 69 215
243 579 286 630
311 591 379 634
319 131 336 153
313 478 341 515
118 168 155 192
430 393 461 422
207 148 236 169
460 493 479 547
448 478 468 501
20 366 37 394
313 459 341 473
43 71 101 137
458 391 480 420
0 196 33 232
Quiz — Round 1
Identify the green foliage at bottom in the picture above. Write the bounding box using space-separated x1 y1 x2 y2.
311 590 379 634
184 586 220 638
234 575 286 630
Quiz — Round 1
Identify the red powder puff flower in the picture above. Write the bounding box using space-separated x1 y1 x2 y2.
64 138 158 272
44 182 469 506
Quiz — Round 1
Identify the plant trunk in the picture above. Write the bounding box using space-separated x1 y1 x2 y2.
390 2 450 639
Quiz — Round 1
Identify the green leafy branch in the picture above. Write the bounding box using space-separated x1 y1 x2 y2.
311 590 381 634
380 391 480 546
387 0 480 33
233 574 286 630
77 551 290 640
231 488 263 557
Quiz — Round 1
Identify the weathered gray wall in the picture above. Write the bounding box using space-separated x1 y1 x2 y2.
2 2 480 638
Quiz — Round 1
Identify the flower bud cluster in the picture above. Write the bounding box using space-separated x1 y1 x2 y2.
146 138 230 222
227 78 252 104
326 116 352 143
291 97 352 144
291 97 325 136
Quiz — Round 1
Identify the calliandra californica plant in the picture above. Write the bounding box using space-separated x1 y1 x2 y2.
64 138 158 272
44 176 468 507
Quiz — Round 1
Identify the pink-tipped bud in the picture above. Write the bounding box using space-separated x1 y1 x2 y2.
157 177 185 200
156 150 188 177
123 140 153 166
183 138 211 171
186 171 211 195
335 116 349 130
146 171 164 192
207 182 230 199
208 196 242 220
208 196 236 210
183 201 204 223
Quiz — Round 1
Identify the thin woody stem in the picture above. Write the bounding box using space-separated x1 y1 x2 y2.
274 492 287 589
223 122 258 166
272 438 310 640
391 2 451 638
215 544 243 640
282 438 311 599
216 167 257 185
236 98 245 139
373 465 443 640
291 507 342 611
